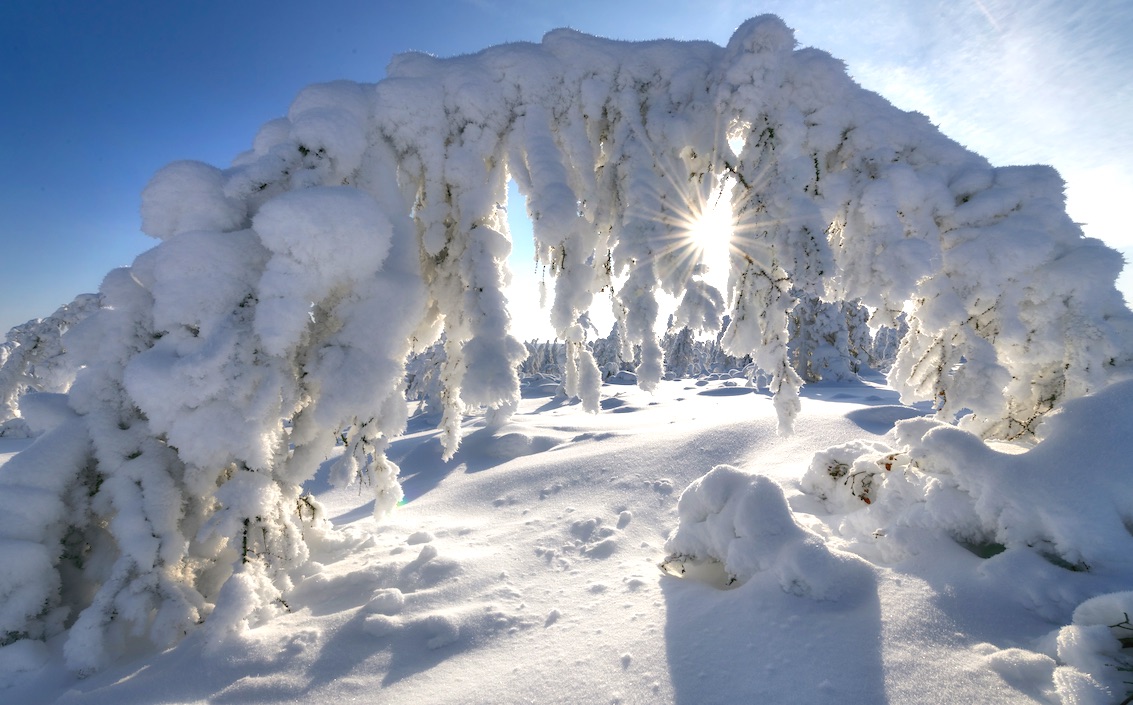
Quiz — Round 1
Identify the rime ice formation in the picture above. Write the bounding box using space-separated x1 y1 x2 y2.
2 15 1131 672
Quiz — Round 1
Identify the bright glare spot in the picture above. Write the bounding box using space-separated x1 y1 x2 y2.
726 119 749 157
726 135 746 157
682 181 734 291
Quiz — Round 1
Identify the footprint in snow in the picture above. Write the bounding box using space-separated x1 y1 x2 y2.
398 544 461 593
539 483 565 499
485 432 561 460
544 609 562 627
570 517 620 559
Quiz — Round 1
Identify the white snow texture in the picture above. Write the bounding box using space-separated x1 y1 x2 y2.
1 14 1131 677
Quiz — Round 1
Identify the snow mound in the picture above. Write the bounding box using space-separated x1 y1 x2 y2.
664 465 871 599
519 373 562 398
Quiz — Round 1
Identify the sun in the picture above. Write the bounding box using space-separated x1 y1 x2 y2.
679 179 735 290
620 150 740 304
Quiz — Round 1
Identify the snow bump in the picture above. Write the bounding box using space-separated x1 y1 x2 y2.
665 465 872 600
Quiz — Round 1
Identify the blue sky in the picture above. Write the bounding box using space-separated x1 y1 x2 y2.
2 0 1130 334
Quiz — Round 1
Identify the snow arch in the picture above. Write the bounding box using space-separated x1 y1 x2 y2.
2 15 1131 671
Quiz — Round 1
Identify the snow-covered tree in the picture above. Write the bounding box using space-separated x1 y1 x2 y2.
405 338 448 415
868 312 907 373
0 293 101 433
589 326 628 379
787 293 874 383
3 15 1131 671
662 325 701 378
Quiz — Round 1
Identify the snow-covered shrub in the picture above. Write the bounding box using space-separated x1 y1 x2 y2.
3 14 1131 672
800 379 1133 572
590 325 633 379
140 161 246 239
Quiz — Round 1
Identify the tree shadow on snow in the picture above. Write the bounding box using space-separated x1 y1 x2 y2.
662 569 888 705
696 386 760 397
297 610 400 695
531 394 578 414
388 424 564 503
844 405 929 435
797 377 902 405
797 377 932 434
328 498 376 524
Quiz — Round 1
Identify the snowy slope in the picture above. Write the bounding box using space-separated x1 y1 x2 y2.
4 374 1129 704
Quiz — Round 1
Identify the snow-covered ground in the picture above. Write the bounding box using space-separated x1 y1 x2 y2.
4 373 1130 704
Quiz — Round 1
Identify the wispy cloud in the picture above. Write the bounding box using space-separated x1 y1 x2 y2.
785 0 1133 250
